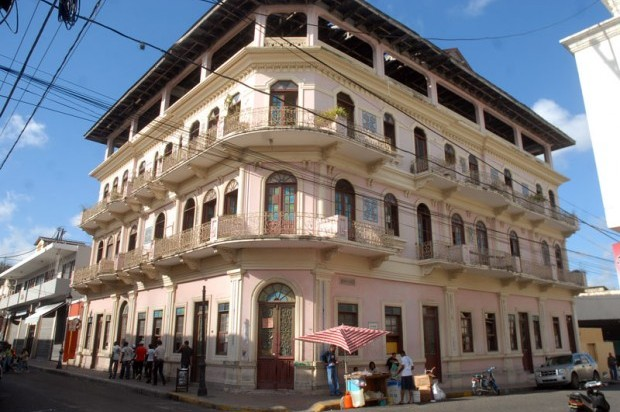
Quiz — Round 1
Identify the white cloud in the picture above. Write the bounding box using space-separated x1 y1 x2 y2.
0 191 29 222
532 98 591 153
464 0 496 16
0 114 49 148
70 212 82 228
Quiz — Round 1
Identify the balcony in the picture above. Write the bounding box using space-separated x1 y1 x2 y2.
0 278 71 309
415 241 583 288
80 191 137 234
411 156 579 233
72 259 116 291
147 107 397 188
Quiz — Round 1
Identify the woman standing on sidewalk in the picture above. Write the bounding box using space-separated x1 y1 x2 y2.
144 343 155 383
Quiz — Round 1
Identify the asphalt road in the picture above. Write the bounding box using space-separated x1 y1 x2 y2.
0 369 212 412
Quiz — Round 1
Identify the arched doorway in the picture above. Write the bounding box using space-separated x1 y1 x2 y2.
256 283 295 389
265 171 297 234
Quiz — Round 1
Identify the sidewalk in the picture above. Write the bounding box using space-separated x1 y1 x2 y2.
26 359 536 411
28 359 341 412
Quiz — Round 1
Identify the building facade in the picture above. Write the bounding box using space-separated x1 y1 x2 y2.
74 0 585 391
561 0 620 232
0 232 90 363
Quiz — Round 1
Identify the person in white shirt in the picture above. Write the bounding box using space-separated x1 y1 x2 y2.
397 350 415 404
152 339 166 386
108 341 121 379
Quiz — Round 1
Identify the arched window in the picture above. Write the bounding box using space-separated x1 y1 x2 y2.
189 120 200 143
384 195 400 236
417 203 433 259
504 169 513 190
202 190 217 224
335 179 356 241
548 190 556 209
224 180 238 215
154 213 166 239
384 114 395 148
475 221 489 264
117 301 128 344
207 108 219 140
265 171 297 234
182 198 196 231
121 170 129 194
105 237 114 259
127 225 138 252
153 152 159 177
96 240 104 263
541 241 551 266
138 161 146 176
469 155 479 184
414 127 428 172
259 282 295 302
510 231 520 257
270 81 298 126
336 92 355 138
112 177 119 193
554 244 564 271
103 183 110 200
224 93 241 134
451 213 465 245
536 184 543 197
444 143 455 166
384 193 399 236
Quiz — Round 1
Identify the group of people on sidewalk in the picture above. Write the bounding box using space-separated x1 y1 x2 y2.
108 338 186 386
1 344 29 374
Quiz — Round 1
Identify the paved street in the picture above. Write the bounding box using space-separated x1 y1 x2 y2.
0 369 213 412
1 366 619 411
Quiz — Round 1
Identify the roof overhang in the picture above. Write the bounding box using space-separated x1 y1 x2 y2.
85 0 575 151
0 242 81 281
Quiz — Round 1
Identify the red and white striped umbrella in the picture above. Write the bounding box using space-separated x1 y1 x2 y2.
296 324 389 354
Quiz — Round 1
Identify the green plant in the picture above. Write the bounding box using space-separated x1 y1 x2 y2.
320 106 347 120
529 193 546 202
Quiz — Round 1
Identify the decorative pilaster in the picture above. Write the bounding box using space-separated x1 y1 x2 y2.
499 293 510 355
163 284 177 359
538 297 548 353
444 287 458 357
228 269 244 359
110 294 120 343
127 290 137 343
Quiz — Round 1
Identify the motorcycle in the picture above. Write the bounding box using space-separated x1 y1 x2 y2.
568 381 610 412
471 366 500 395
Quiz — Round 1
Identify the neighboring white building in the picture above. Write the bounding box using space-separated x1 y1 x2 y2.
0 231 90 361
561 0 620 232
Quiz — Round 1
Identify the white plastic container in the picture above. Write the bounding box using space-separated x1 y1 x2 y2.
387 379 401 404
351 389 365 408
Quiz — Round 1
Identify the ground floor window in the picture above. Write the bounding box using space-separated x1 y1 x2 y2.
552 317 562 349
460 312 473 353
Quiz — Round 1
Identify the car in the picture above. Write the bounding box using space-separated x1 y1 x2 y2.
535 353 600 389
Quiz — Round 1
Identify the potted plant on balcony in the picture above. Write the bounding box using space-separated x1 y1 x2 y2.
314 106 347 128
528 193 546 203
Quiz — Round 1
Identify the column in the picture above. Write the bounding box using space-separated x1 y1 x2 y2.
254 13 266 46
313 269 334 362
443 287 458 357
538 298 548 353
76 298 91 366
238 166 246 214
163 284 176 359
127 291 137 343
110 294 120 343
227 269 244 359
307 9 318 46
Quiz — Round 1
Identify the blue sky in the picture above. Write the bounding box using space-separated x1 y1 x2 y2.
0 0 617 288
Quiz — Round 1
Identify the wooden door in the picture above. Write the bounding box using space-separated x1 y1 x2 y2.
90 314 103 369
256 302 295 389
518 313 533 372
191 302 208 382
423 306 442 381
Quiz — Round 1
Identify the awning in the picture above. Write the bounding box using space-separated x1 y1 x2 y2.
23 302 66 325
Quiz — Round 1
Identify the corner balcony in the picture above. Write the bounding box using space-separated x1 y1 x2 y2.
416 241 583 289
0 278 71 309
72 258 132 292
411 156 579 234
80 190 139 234
150 213 403 268
151 107 398 189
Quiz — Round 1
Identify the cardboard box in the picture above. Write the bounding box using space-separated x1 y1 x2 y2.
419 389 432 403
414 374 432 388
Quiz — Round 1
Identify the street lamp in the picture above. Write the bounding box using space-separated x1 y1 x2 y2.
197 285 207 396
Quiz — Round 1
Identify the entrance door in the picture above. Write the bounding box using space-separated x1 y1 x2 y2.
422 306 442 381
90 314 103 369
192 302 208 382
256 283 295 389
25 325 35 355
518 313 533 372
566 315 577 353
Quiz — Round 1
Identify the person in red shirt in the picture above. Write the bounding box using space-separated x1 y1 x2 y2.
133 341 147 380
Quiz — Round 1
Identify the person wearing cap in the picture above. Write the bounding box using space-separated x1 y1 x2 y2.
133 341 147 380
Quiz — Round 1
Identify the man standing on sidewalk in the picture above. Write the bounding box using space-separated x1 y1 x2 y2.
153 339 166 386
108 341 121 379
133 341 146 380
178 340 193 370
119 341 134 379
